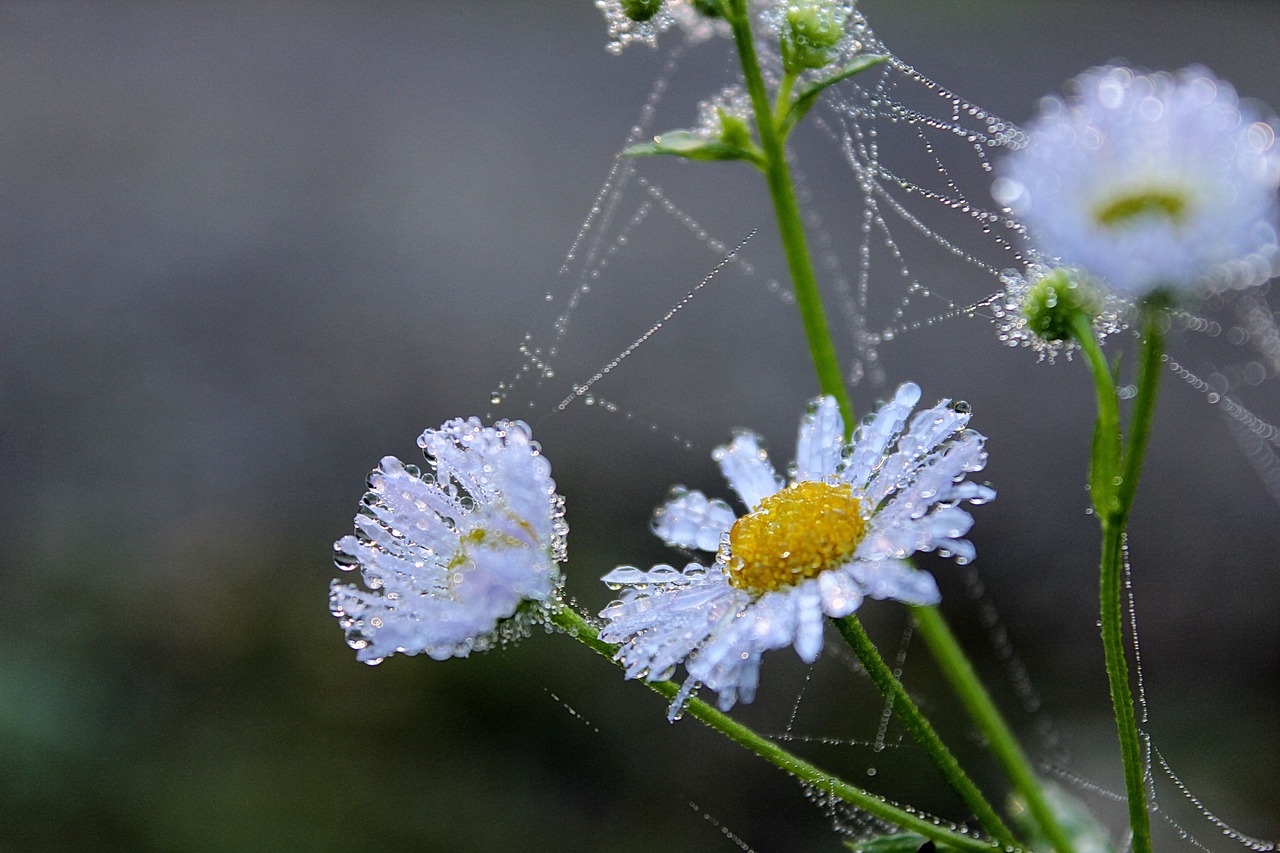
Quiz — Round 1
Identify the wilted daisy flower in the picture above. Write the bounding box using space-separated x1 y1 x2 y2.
599 384 993 712
994 65 1280 298
595 0 731 54
330 418 566 664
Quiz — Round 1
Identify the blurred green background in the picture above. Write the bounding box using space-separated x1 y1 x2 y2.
3 2 1277 850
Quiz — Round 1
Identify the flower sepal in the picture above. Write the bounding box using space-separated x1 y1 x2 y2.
1020 267 1101 344
623 118 765 166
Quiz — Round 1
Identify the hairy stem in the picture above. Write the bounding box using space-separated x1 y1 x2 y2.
911 605 1074 853
1073 313 1156 853
724 0 853 430
833 614 1019 848
550 605 1004 852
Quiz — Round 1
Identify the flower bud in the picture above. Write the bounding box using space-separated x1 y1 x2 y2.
1021 268 1101 343
621 0 663 22
781 0 848 71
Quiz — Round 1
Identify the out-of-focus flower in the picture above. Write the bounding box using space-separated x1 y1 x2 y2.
330 418 566 663
599 384 993 713
994 65 1280 297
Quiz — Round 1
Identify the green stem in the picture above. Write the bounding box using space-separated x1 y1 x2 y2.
1071 312 1123 518
1098 515 1151 853
910 605 1075 853
1118 307 1165 513
833 615 1019 849
724 0 853 430
1072 312 1157 853
549 606 1003 853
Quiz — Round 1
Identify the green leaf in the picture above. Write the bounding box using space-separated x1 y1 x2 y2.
844 832 952 852
622 129 762 166
783 54 888 133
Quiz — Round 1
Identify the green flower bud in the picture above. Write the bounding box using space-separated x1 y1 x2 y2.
621 0 664 22
1021 268 1101 343
690 0 722 17
781 0 848 71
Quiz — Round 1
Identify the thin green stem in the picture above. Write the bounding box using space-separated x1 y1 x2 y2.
1118 307 1165 514
910 605 1074 853
549 606 1004 853
1098 516 1151 853
724 0 853 430
832 615 1019 849
1071 311 1156 853
1070 312 1123 518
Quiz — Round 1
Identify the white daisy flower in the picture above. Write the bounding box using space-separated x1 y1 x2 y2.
330 418 566 664
599 384 993 713
993 65 1280 297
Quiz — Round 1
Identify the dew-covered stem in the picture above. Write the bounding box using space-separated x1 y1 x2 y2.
910 605 1075 853
723 0 853 431
832 614 1019 849
549 605 1005 853
1072 312 1156 853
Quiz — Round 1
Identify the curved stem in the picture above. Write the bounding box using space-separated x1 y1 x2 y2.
549 606 1004 853
910 605 1074 853
724 0 853 431
833 615 1019 849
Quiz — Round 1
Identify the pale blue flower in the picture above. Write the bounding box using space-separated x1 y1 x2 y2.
994 66 1280 297
330 418 566 663
599 384 993 712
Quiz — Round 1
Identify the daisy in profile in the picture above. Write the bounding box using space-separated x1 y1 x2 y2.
599 384 993 713
993 65 1280 298
330 418 566 664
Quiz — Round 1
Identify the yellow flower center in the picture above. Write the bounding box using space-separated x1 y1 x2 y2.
1094 189 1189 228
726 481 867 594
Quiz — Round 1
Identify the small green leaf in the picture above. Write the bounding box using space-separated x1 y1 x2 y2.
844 832 950 852
622 129 762 165
783 54 888 133
718 109 753 150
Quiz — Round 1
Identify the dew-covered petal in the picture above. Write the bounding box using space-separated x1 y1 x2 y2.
864 401 971 506
789 580 827 663
817 568 865 618
844 382 922 491
600 564 749 684
849 559 941 605
713 430 784 510
794 396 845 481
651 487 737 552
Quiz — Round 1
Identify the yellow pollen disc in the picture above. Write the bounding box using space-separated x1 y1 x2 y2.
1094 189 1189 228
727 481 867 594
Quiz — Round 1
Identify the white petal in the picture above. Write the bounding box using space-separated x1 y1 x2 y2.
790 581 827 663
651 487 737 552
793 396 845 481
845 383 921 491
850 559 941 605
818 568 865 618
713 430 783 510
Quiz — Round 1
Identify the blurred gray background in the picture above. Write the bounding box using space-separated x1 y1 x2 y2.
2 1 1276 850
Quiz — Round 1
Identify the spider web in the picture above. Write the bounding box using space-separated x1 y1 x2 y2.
498 10 1278 851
